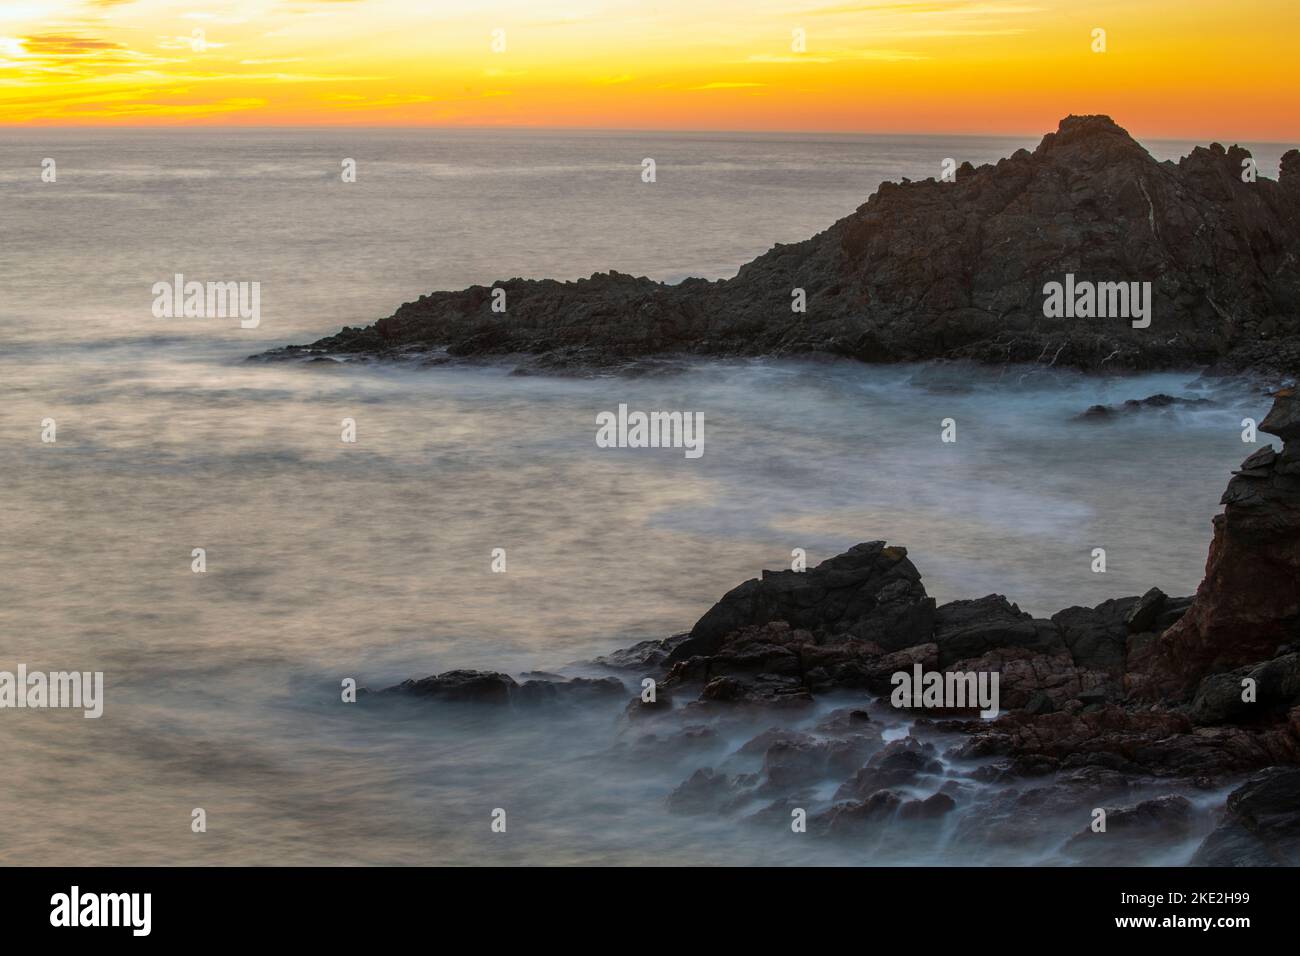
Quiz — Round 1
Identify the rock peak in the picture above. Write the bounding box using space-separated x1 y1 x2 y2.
1057 113 1123 133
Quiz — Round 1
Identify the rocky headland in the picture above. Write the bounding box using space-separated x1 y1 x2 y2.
260 115 1300 379
359 388 1300 866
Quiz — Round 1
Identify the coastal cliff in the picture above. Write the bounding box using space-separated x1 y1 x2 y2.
261 115 1300 377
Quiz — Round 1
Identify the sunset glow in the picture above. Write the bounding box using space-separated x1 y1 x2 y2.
1 0 1296 139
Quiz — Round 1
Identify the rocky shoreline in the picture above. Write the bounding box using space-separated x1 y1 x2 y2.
357 388 1300 865
258 115 1300 379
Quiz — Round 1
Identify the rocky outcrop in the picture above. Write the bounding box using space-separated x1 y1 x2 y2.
666 542 934 663
1130 389 1300 700
1190 767 1300 865
373 669 625 707
931 595 1063 668
1189 654 1300 725
258 116 1300 377
1075 394 1215 421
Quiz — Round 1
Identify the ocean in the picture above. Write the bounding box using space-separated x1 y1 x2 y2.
0 128 1284 864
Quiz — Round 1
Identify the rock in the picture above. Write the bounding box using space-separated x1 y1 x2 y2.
1260 389 1300 441
737 728 816 756
1075 394 1216 421
1061 795 1199 864
745 795 815 828
667 768 751 815
817 790 906 836
1126 587 1170 634
944 645 1113 711
380 670 626 708
1190 767 1300 865
624 686 674 719
259 116 1300 379
381 669 516 704
1051 597 1140 674
898 792 957 820
592 634 690 671
834 738 945 800
514 676 627 707
949 705 1300 778
1189 652 1300 725
1132 390 1300 700
813 707 873 735
761 739 830 791
691 672 815 709
932 595 1064 668
667 542 935 662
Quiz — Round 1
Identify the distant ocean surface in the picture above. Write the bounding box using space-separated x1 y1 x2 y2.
0 129 1283 865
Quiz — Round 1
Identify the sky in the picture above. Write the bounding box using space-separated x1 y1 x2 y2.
0 0 1295 139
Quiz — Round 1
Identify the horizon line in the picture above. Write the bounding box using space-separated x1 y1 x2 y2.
1 122 1293 148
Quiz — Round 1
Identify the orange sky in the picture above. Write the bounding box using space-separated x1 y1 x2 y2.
1 0 1296 140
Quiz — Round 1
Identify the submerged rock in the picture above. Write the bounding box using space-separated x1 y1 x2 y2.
382 669 517 704
1075 394 1216 420
375 670 624 708
1061 795 1199 864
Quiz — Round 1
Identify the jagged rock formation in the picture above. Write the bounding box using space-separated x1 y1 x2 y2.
260 115 1300 376
666 542 934 663
1129 389 1300 700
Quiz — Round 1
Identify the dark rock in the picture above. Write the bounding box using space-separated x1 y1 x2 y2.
1190 767 1300 865
813 707 873 735
382 669 516 704
951 705 1300 778
1126 587 1169 634
932 595 1064 668
260 116 1300 378
761 739 829 790
1189 652 1300 725
514 676 626 707
817 790 906 836
668 542 935 662
737 728 815 756
667 767 751 815
834 738 945 800
624 687 674 719
1061 795 1198 864
1075 394 1215 422
592 634 690 671
1051 597 1140 674
898 792 957 820
690 670 815 709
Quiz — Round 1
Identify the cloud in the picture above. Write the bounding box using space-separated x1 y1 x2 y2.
689 81 765 90
20 34 124 54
